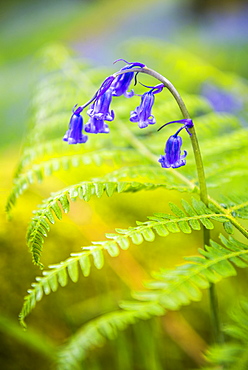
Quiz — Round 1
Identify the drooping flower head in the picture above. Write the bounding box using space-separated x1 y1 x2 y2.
63 107 88 144
158 119 193 169
158 134 187 169
63 59 146 144
130 84 164 129
111 59 145 97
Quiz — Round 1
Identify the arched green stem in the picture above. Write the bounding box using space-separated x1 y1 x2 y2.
116 66 223 344
115 67 208 204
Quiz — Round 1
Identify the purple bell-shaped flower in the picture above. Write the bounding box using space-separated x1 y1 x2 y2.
130 84 164 129
111 61 145 97
158 134 187 169
63 110 88 144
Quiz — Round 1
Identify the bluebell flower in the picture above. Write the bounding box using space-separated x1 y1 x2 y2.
111 61 145 97
84 116 110 134
87 88 114 122
130 84 164 129
63 110 88 144
158 134 187 169
157 118 193 169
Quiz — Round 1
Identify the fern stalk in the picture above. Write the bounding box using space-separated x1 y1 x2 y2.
117 66 223 345
209 198 248 239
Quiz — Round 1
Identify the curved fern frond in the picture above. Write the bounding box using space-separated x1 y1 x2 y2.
20 198 228 326
56 234 248 369
6 148 148 214
125 235 248 310
26 180 170 267
27 192 227 268
56 304 164 370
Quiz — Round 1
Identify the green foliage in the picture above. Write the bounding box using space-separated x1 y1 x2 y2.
26 181 228 268
204 299 248 370
7 40 248 369
20 197 229 327
56 307 164 370
55 234 248 369
6 148 151 213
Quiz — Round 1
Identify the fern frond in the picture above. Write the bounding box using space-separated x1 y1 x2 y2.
26 180 170 267
124 235 248 311
6 148 148 214
57 235 248 369
97 165 195 192
27 191 227 268
19 238 164 329
19 247 100 328
20 198 228 325
56 305 164 369
110 198 227 245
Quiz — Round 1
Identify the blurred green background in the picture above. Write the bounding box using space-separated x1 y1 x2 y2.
1 0 248 369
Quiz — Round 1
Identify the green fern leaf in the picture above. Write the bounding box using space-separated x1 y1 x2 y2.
6 148 149 214
20 199 229 326
130 235 248 312
27 181 199 266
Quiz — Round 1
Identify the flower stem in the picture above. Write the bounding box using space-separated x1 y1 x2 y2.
119 66 223 344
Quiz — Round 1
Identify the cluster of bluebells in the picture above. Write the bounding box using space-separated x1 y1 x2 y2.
63 60 193 169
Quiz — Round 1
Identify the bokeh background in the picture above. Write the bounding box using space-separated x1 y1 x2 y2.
1 0 248 369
